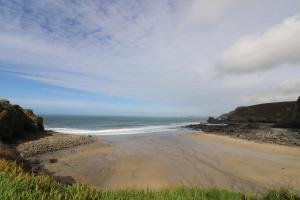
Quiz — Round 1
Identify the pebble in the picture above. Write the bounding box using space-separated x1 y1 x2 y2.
16 133 96 158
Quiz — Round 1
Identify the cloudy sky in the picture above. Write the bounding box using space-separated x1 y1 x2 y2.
0 0 300 116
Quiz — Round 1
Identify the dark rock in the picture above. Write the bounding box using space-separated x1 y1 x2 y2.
0 99 44 142
53 176 76 185
207 117 223 124
276 96 300 128
239 122 259 129
0 142 21 161
23 109 44 131
183 97 300 147
220 101 295 123
183 123 235 133
289 96 300 128
183 122 300 147
49 158 58 163
31 159 40 164
0 141 32 169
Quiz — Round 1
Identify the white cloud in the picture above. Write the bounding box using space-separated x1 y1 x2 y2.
218 13 300 73
0 0 300 115
0 0 236 104
242 79 300 104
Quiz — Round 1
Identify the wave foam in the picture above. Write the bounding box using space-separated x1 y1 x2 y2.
46 122 197 136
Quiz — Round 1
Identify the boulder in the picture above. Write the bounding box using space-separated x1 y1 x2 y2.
0 142 21 161
207 117 224 124
0 100 44 142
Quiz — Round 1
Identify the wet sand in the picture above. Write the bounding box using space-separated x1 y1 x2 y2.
32 131 300 193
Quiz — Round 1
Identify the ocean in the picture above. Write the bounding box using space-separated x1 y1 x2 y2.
42 115 205 136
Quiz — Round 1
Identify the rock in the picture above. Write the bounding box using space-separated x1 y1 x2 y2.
275 96 300 128
207 117 223 124
49 158 58 163
16 133 96 158
53 176 76 185
31 159 40 164
240 122 259 129
184 121 300 147
219 101 295 123
0 142 20 161
23 109 44 131
289 96 300 128
0 99 44 142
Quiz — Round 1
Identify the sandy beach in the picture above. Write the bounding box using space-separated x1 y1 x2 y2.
28 131 300 193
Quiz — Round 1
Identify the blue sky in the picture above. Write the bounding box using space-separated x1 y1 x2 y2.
1 0 300 116
0 64 163 116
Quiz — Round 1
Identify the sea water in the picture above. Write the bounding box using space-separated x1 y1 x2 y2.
42 115 205 135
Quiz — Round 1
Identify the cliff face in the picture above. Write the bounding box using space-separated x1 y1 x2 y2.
282 97 300 128
219 101 296 123
0 100 44 142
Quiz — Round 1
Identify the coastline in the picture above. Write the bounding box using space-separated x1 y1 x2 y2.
188 132 300 155
20 130 300 193
183 123 300 147
16 131 96 158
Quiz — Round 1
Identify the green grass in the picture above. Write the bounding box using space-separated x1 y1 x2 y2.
0 160 299 200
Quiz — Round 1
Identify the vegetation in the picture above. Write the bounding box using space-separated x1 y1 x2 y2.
11 104 21 110
0 160 299 200
0 99 44 142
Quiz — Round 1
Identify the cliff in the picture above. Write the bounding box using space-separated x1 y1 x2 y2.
218 101 296 123
277 97 300 128
0 100 44 142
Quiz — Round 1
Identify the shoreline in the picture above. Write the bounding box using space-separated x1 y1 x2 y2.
183 123 300 147
16 131 96 158
19 130 300 192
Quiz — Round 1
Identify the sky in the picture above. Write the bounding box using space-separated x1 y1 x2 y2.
0 0 300 116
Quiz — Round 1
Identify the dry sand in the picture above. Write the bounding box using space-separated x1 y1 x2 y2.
31 132 300 193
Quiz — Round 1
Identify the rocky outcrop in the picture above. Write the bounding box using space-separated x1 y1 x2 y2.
0 100 44 142
0 141 22 161
207 117 224 124
219 101 295 123
184 122 259 133
277 97 300 128
289 97 300 127
183 123 300 146
184 97 300 146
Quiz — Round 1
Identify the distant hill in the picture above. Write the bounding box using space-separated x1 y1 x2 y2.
219 101 296 123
